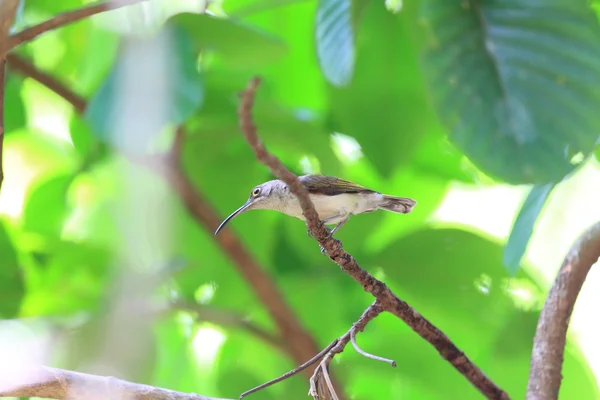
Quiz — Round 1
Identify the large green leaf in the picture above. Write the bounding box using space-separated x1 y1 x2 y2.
315 0 355 86
419 0 600 184
327 2 434 177
504 183 554 274
0 221 23 317
85 26 203 144
168 13 286 68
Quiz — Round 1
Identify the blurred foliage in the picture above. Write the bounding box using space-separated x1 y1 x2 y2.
2 0 600 399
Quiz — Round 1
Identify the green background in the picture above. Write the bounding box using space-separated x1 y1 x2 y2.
3 0 600 399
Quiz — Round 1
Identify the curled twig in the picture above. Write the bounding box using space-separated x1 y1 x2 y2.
350 327 396 368
526 222 600 400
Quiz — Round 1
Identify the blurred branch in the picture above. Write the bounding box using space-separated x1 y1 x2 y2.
0 0 19 56
6 53 87 113
6 52 327 386
526 222 600 400
237 76 510 400
174 301 286 354
0 366 231 399
8 0 148 51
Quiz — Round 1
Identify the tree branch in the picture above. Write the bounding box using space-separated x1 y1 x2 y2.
237 76 510 400
526 222 600 400
0 366 231 399
0 0 19 56
6 53 326 385
8 0 149 51
6 53 87 113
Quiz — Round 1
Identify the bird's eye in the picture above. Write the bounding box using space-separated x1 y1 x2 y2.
251 187 261 197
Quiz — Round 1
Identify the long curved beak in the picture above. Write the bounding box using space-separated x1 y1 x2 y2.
214 201 252 235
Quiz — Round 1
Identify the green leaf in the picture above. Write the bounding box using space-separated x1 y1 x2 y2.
168 13 286 68
4 76 27 132
419 1 600 184
315 0 355 86
504 183 554 274
21 173 74 236
85 26 203 144
369 227 595 398
327 2 433 177
595 143 600 162
0 221 23 317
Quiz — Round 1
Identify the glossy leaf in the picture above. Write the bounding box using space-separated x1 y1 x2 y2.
0 222 23 317
328 2 435 176
315 0 355 86
85 26 203 144
168 13 287 68
419 0 600 184
504 183 554 274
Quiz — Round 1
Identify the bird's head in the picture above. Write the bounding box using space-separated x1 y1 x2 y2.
214 180 284 235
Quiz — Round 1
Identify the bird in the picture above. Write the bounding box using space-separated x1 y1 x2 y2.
214 174 416 250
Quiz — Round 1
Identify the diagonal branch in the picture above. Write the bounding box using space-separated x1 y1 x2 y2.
526 222 600 400
6 53 87 113
237 76 510 400
6 53 325 383
8 0 149 51
0 366 231 399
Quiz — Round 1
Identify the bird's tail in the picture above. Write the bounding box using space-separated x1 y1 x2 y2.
379 195 417 214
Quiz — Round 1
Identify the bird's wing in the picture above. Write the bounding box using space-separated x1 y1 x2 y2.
299 174 374 196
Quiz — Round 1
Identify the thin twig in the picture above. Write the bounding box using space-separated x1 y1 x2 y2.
239 340 339 399
0 366 231 399
526 222 600 400
6 53 87 113
237 76 510 400
5 54 326 385
8 0 149 50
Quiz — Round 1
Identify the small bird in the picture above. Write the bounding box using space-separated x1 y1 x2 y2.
214 175 417 245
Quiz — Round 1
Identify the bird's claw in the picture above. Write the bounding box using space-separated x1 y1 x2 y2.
320 246 327 255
